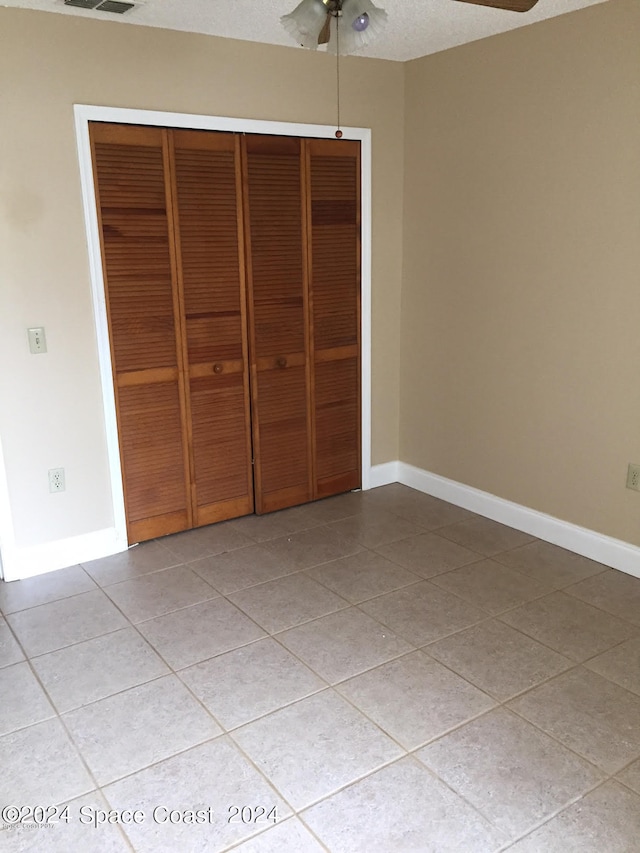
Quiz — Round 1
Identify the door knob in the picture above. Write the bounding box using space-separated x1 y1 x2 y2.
213 363 224 374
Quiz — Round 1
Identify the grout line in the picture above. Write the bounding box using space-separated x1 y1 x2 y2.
503 695 615 776
413 732 607 849
0 582 107 617
171 630 331 732
403 751 514 847
491 777 613 852
99 585 222 627
8 621 129 664
219 813 331 853
92 559 208 590
334 673 494 757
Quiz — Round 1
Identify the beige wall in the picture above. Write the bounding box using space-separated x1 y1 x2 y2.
0 9 404 555
401 0 640 545
2 0 638 568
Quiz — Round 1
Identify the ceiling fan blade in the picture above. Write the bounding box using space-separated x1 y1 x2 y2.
318 13 332 44
452 0 540 11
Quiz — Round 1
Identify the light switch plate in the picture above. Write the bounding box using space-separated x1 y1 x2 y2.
27 327 47 354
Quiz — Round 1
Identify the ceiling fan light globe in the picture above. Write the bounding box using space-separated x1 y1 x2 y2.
352 12 370 32
326 0 387 54
280 0 329 49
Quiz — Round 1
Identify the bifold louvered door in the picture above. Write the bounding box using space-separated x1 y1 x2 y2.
91 123 253 542
307 139 361 498
91 124 191 543
171 130 254 527
91 123 360 543
242 136 314 513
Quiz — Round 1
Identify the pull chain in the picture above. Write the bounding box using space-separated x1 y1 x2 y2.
335 12 342 138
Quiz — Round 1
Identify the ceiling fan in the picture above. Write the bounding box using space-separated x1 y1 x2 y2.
453 0 540 11
282 0 540 54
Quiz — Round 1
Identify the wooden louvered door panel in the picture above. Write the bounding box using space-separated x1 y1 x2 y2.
242 135 313 513
90 123 191 542
306 138 361 498
171 130 253 526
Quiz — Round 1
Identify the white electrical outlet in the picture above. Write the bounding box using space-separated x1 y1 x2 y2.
48 468 65 493
626 463 640 492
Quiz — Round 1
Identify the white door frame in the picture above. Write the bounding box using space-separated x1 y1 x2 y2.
74 104 373 547
0 434 16 581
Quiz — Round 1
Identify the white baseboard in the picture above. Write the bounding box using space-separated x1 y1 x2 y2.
2 527 127 582
5 464 637 582
368 461 640 579
368 461 399 488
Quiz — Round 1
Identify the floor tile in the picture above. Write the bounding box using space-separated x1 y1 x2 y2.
228 573 347 634
300 491 369 524
228 505 319 542
438 517 535 557
264 526 363 572
416 708 602 840
277 607 413 683
137 598 265 670
5 492 638 853
306 549 421 603
189 544 294 595
374 532 479 578
232 690 403 810
0 618 24 668
0 565 96 614
103 564 218 623
360 580 486 646
617 757 640 794
363 483 420 505
499 591 637 662
494 540 608 588
567 569 640 625
0 791 131 852
506 780 640 853
231 818 326 852
103 737 291 853
64 674 220 784
179 637 325 730
430 559 552 615
426 619 572 701
6 589 128 657
328 508 426 549
82 539 179 586
508 667 640 774
0 662 55 736
585 635 640 696
302 756 506 853
377 491 476 530
31 627 169 713
160 521 253 562
337 651 495 749
0 718 94 804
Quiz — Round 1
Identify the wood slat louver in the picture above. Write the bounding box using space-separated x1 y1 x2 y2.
90 123 191 542
242 135 313 513
306 138 361 497
171 130 254 525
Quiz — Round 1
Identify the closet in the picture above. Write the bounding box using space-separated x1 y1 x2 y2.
90 122 361 544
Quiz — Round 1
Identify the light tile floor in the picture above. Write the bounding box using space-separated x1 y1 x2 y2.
1 483 640 852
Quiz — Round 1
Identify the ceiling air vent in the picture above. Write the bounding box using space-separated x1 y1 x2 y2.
97 1 134 12
64 0 135 12
64 0 100 8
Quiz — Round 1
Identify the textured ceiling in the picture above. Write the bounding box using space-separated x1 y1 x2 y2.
1 0 610 61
